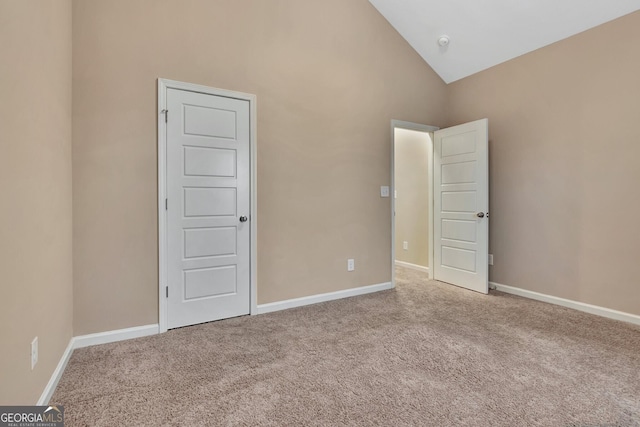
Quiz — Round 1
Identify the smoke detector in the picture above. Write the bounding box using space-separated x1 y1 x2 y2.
438 35 450 47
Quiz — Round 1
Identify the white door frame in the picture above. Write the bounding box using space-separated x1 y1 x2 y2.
157 78 258 333
390 120 439 288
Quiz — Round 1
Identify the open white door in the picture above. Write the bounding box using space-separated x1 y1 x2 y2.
433 119 488 294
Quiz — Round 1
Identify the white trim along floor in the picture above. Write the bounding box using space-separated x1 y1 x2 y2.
39 278 640 404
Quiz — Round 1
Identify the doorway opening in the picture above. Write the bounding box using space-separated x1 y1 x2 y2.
391 119 489 293
391 121 438 287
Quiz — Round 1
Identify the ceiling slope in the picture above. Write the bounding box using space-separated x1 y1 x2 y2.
369 0 640 83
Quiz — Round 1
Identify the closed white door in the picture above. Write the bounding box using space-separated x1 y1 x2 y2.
433 119 488 293
166 88 250 329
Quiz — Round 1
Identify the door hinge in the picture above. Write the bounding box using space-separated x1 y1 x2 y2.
166 286 168 298
161 109 168 123
165 198 168 210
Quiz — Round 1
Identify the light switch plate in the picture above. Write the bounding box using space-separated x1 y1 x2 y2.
380 186 390 197
488 254 494 265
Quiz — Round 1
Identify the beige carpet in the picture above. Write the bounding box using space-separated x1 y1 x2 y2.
53 267 640 426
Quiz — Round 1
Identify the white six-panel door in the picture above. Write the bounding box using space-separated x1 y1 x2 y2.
166 88 250 329
433 119 488 294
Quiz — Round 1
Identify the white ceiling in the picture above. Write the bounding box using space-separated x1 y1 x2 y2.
368 0 640 83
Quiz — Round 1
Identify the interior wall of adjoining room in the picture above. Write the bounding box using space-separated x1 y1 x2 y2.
394 128 431 268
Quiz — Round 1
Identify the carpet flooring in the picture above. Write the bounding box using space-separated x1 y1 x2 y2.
52 267 640 426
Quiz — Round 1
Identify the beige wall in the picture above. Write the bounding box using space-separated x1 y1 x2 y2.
394 128 430 267
0 0 73 404
4 0 639 403
447 11 640 316
72 0 448 334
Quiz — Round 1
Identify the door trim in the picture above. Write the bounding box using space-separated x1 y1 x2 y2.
390 120 438 288
157 78 257 333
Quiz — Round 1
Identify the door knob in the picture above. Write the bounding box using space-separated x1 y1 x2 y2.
476 212 485 218
239 216 248 222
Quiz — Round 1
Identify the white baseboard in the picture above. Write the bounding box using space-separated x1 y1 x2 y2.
73 324 159 349
256 282 393 315
491 281 640 327
394 260 429 273
39 323 160 404
38 324 159 404
37 339 74 405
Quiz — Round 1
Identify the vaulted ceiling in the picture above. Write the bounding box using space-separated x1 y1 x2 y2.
368 0 640 83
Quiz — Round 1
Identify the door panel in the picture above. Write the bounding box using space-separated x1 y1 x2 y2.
442 191 477 212
184 147 236 177
167 88 250 329
184 266 237 300
184 228 236 258
183 105 238 138
442 219 476 242
441 246 476 272
441 161 476 184
184 188 236 217
434 119 488 293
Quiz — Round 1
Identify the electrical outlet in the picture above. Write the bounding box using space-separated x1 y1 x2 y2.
347 259 355 271
488 254 494 265
403 241 408 250
31 337 38 370
380 186 390 198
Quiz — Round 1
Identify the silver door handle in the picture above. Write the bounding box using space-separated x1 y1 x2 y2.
239 216 248 222
476 212 485 218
